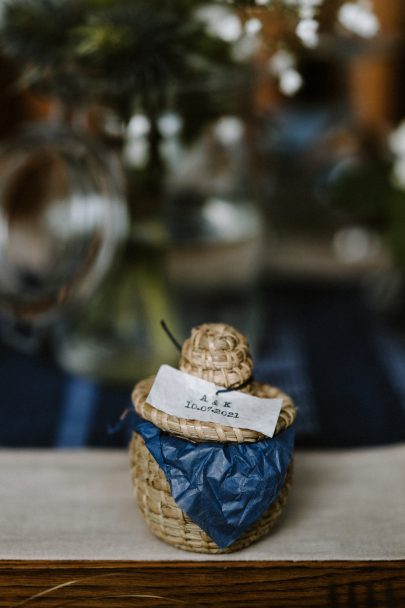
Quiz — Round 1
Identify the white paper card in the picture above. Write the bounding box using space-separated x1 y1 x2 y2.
146 365 282 438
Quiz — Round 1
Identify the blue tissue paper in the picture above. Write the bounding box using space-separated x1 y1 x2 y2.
129 410 294 549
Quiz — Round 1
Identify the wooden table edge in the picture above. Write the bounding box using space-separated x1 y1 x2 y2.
0 559 403 607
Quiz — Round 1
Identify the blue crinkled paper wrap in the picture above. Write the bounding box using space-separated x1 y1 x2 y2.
129 410 294 549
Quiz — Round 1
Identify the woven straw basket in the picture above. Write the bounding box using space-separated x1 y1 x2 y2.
129 323 296 553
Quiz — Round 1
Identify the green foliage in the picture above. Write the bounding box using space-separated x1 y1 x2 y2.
0 0 241 119
1 0 88 97
325 157 394 224
324 152 405 269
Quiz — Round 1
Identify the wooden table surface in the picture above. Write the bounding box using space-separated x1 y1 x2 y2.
0 446 404 607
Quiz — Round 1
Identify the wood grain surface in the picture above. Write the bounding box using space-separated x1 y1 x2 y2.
0 560 404 608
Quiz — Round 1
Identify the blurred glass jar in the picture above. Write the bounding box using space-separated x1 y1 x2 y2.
54 218 179 384
0 123 128 344
52 110 180 383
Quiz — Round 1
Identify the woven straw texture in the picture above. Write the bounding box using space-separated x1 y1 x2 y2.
132 376 295 443
132 323 296 443
129 434 293 554
130 323 296 553
180 323 253 387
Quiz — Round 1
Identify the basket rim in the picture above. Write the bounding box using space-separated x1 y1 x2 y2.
131 373 296 443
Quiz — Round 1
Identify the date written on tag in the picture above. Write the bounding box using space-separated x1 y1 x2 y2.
146 365 282 438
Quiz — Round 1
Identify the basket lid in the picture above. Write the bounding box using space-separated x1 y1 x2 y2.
179 323 253 389
132 323 296 443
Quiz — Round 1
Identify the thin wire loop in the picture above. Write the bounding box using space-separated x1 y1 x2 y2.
160 319 182 351
216 376 253 395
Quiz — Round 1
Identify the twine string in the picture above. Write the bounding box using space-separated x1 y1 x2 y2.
107 407 129 434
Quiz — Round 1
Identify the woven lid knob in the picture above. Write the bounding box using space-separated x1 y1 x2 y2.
179 323 253 388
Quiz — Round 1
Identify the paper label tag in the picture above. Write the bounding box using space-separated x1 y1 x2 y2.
146 365 282 438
